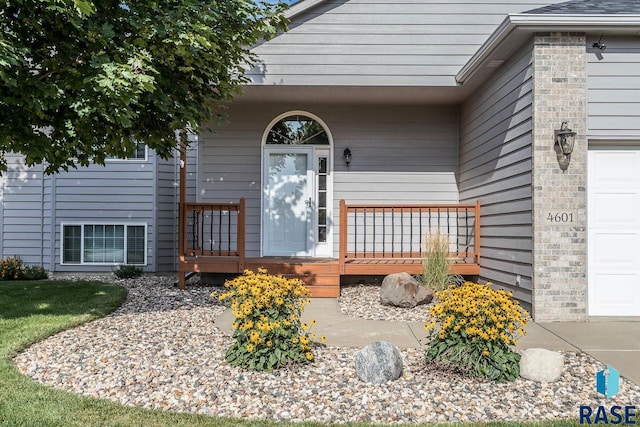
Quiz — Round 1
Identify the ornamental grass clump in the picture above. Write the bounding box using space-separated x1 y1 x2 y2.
216 268 324 371
424 281 529 382
421 231 453 292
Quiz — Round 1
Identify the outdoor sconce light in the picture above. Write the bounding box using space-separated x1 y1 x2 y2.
554 121 577 170
555 121 576 155
343 148 352 166
592 35 607 51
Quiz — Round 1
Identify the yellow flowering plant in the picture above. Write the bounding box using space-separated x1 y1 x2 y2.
0 257 46 281
424 281 528 382
216 268 324 371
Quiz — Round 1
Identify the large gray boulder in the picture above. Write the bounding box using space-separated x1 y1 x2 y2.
380 272 433 308
354 341 403 384
519 348 564 382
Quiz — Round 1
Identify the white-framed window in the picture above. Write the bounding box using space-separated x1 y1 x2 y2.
61 223 147 265
105 141 148 161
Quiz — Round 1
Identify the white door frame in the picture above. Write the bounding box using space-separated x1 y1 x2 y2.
260 111 334 258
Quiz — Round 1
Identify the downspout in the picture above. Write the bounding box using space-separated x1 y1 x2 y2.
178 140 187 288
151 150 158 272
0 172 4 259
49 172 57 272
39 165 45 267
38 163 48 267
173 149 179 272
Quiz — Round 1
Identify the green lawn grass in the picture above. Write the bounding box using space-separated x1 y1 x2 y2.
0 280 579 427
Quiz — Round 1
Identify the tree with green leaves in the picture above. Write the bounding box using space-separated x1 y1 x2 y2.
0 0 287 173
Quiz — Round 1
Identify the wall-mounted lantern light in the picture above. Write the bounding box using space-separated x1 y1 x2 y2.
343 148 352 166
555 121 576 155
554 121 577 170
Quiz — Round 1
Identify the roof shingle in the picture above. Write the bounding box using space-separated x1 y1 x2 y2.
526 0 640 14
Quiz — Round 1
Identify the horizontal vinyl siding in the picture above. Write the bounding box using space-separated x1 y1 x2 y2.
249 0 553 86
1 155 46 265
198 107 266 258
200 103 459 257
588 36 640 138
155 155 178 272
459 40 534 305
155 146 195 272
52 157 158 272
42 174 53 270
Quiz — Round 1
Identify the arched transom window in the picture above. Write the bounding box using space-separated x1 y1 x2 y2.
266 115 329 145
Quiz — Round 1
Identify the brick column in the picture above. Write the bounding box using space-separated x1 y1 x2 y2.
531 33 588 321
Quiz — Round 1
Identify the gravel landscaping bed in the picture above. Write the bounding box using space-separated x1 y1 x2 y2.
339 283 431 322
14 275 640 424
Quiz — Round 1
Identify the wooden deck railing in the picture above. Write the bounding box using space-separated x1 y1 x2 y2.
339 200 480 270
178 198 479 277
180 198 245 262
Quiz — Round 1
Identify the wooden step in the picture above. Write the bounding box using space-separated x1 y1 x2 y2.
307 284 340 298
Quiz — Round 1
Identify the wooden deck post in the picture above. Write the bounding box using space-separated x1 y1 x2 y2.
178 140 187 290
339 199 347 274
238 197 246 271
475 199 481 265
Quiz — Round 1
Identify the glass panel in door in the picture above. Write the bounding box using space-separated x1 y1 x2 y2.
264 150 313 256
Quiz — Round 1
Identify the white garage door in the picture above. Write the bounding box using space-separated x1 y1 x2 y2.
588 148 640 316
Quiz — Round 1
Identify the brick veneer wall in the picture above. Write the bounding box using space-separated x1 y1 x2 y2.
531 33 588 321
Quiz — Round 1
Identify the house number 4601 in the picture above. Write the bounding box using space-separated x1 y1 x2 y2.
547 212 574 223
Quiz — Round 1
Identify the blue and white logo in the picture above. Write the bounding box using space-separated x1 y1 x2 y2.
597 366 620 399
578 366 636 424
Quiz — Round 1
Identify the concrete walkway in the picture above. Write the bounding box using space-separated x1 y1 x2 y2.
216 298 640 386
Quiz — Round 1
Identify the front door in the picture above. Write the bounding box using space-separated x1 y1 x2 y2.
263 148 314 256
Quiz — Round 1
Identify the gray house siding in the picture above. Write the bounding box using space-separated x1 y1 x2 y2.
198 102 460 258
587 35 640 140
1 155 48 266
52 158 157 272
459 40 535 305
198 112 262 256
42 173 54 270
155 155 179 272
249 0 553 87
0 147 192 273
154 143 197 272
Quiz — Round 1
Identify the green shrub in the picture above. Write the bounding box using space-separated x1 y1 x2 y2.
424 282 528 382
113 265 143 279
0 257 47 281
0 257 27 280
24 265 48 280
421 231 453 291
216 268 324 371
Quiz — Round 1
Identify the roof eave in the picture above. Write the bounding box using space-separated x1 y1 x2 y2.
285 0 330 19
456 13 640 84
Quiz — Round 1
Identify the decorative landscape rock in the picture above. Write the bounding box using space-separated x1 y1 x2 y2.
519 348 564 382
354 341 403 384
12 276 640 424
380 272 433 308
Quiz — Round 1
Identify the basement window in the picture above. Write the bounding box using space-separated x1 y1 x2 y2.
62 224 146 265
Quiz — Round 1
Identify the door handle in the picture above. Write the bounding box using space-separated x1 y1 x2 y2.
305 197 312 207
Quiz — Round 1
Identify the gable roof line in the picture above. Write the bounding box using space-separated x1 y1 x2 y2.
285 0 330 19
457 13 640 84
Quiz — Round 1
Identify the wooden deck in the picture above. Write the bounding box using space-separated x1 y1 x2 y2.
179 256 478 297
180 256 340 297
177 199 481 297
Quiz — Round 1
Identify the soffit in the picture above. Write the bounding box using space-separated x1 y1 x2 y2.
457 13 640 89
236 85 468 105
